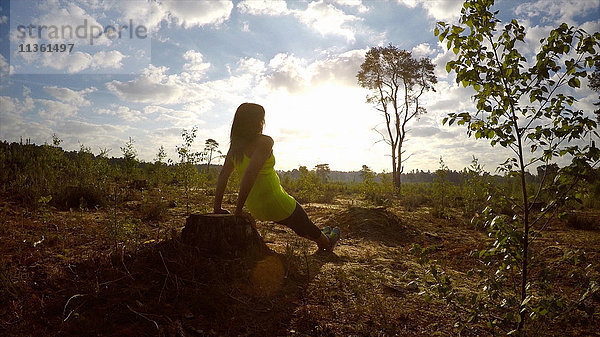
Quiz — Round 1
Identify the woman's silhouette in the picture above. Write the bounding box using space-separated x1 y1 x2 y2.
213 103 340 251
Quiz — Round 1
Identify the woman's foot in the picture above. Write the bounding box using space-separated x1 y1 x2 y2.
327 227 340 251
315 226 340 252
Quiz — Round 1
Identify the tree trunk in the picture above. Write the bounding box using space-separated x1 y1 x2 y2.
391 148 399 191
181 214 270 257
396 142 403 195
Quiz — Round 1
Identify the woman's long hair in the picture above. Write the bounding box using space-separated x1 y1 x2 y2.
230 103 265 164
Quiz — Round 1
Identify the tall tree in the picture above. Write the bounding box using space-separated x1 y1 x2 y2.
357 45 437 194
314 163 330 183
203 138 221 173
437 0 599 332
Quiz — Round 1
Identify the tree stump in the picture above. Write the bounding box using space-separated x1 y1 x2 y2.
181 214 270 257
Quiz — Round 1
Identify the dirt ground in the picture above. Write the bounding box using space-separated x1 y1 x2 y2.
0 194 598 336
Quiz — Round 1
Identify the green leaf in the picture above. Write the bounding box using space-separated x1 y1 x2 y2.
567 77 580 88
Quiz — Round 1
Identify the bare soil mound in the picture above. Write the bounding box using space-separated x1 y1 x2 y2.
324 206 420 246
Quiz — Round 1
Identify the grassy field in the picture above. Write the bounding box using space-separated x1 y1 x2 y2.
1 188 598 336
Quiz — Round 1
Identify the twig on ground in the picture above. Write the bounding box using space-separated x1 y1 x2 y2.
126 304 159 330
121 245 134 280
62 294 86 322
159 250 171 303
98 275 129 287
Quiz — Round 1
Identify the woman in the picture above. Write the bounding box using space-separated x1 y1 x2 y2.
213 103 340 251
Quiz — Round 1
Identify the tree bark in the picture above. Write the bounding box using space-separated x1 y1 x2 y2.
181 214 270 257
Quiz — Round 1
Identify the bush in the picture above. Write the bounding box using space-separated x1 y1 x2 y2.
55 185 106 210
140 196 168 221
563 212 599 230
401 184 431 210
360 166 393 206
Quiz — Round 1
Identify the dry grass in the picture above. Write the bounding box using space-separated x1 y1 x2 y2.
0 192 598 336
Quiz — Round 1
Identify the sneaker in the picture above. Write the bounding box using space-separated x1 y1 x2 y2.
321 226 332 236
328 227 340 250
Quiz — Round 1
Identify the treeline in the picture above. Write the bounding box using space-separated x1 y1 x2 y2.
279 166 536 184
1 138 598 224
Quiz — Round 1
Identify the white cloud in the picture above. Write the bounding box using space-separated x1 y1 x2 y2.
116 0 166 32
264 49 366 94
105 52 266 109
309 49 366 87
41 51 92 73
97 105 145 122
181 50 211 82
397 0 462 22
0 111 52 145
57 120 127 136
92 51 126 69
0 87 35 115
37 99 79 119
0 53 13 76
161 0 233 28
38 50 127 73
267 53 309 93
32 2 112 46
106 65 184 104
43 86 97 106
412 43 434 59
431 41 455 79
116 0 233 31
145 105 205 127
237 0 289 16
238 0 361 41
294 0 361 41
514 0 600 25
1 96 28 115
333 0 369 13
236 57 266 76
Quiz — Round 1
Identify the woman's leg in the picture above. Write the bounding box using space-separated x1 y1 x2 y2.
276 202 332 250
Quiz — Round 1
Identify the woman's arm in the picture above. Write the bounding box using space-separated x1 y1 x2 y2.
235 136 274 216
213 149 234 213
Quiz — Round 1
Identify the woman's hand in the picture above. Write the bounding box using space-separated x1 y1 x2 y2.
234 207 243 216
214 207 230 214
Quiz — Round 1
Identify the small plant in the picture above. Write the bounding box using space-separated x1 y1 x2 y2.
120 137 139 184
140 195 168 222
432 157 452 219
174 127 203 215
293 166 321 203
360 165 391 206
461 156 490 226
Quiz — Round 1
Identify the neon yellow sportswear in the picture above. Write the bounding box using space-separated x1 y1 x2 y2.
233 153 297 221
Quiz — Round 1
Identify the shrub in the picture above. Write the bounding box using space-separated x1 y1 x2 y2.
563 212 598 230
140 196 168 221
360 165 392 206
401 183 431 210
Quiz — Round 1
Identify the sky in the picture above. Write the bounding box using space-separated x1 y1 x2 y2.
0 0 598 173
